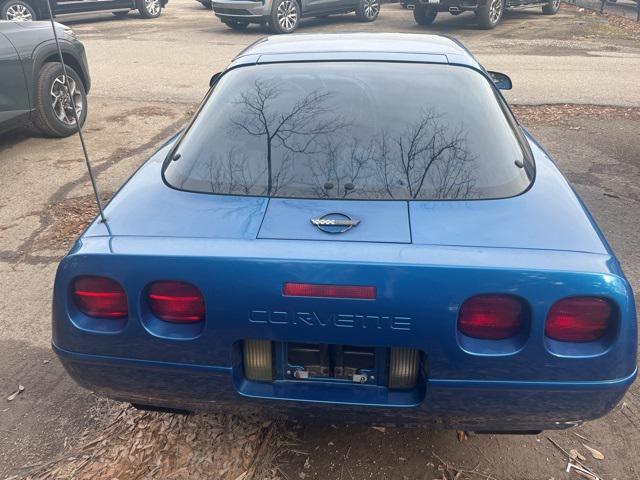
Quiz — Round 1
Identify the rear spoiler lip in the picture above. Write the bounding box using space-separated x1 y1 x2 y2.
80 232 613 256
67 235 620 277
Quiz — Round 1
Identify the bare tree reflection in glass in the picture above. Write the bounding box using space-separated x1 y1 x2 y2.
303 110 477 200
230 80 346 195
374 110 477 199
165 63 531 200
306 139 378 198
207 148 264 195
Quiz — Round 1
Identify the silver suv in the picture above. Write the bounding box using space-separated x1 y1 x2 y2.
212 0 379 33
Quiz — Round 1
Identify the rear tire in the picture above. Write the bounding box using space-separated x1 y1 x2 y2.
136 0 162 18
413 4 437 25
0 0 37 20
542 0 559 14
33 63 88 138
476 0 503 28
355 0 379 21
223 19 249 29
269 0 299 33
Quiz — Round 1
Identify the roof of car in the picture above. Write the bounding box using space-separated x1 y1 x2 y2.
231 33 481 69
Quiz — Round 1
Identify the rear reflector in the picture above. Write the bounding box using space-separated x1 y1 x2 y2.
73 276 127 318
243 339 273 381
388 347 420 390
545 297 613 342
458 295 524 339
147 281 205 323
283 283 376 300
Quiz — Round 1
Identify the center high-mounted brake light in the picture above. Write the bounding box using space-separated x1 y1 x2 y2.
73 276 128 319
283 282 376 300
458 295 525 339
147 281 205 323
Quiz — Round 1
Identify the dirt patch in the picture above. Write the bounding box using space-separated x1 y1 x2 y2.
584 19 634 38
512 103 640 123
22 405 288 480
562 2 640 39
105 106 187 123
605 9 640 39
33 193 112 252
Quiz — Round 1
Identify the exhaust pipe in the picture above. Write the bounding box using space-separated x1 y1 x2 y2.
449 6 462 13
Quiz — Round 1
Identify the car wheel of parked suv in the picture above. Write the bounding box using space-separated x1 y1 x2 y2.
269 0 299 34
33 63 87 138
542 0 560 14
223 19 249 30
136 0 162 18
355 0 379 21
413 4 437 25
476 0 504 28
0 0 37 20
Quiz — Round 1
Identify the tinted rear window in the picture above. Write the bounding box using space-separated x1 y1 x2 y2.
164 62 533 200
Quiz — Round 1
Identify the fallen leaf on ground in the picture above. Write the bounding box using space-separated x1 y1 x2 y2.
7 386 24 401
570 449 587 462
583 444 604 460
456 430 469 442
371 426 386 433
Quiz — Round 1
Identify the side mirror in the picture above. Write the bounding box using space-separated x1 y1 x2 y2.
209 72 222 88
488 71 512 90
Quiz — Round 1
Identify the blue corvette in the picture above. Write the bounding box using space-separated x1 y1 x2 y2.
53 34 637 431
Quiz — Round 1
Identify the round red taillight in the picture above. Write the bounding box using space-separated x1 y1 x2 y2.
147 281 205 323
458 295 525 340
545 297 614 342
73 276 127 319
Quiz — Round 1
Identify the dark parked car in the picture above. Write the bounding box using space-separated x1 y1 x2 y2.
212 0 379 33
0 0 167 21
411 0 559 28
0 20 90 137
53 34 636 431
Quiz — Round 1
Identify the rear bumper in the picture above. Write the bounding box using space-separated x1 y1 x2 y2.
54 343 636 430
412 0 487 11
212 0 271 20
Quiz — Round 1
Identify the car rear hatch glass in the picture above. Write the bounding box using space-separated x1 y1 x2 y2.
163 62 533 202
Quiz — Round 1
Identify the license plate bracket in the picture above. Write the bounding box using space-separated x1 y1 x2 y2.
285 342 379 386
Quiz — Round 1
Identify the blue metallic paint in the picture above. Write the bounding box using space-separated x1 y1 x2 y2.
54 344 634 429
52 34 637 429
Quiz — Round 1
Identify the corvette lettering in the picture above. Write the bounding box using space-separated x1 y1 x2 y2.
248 309 412 331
